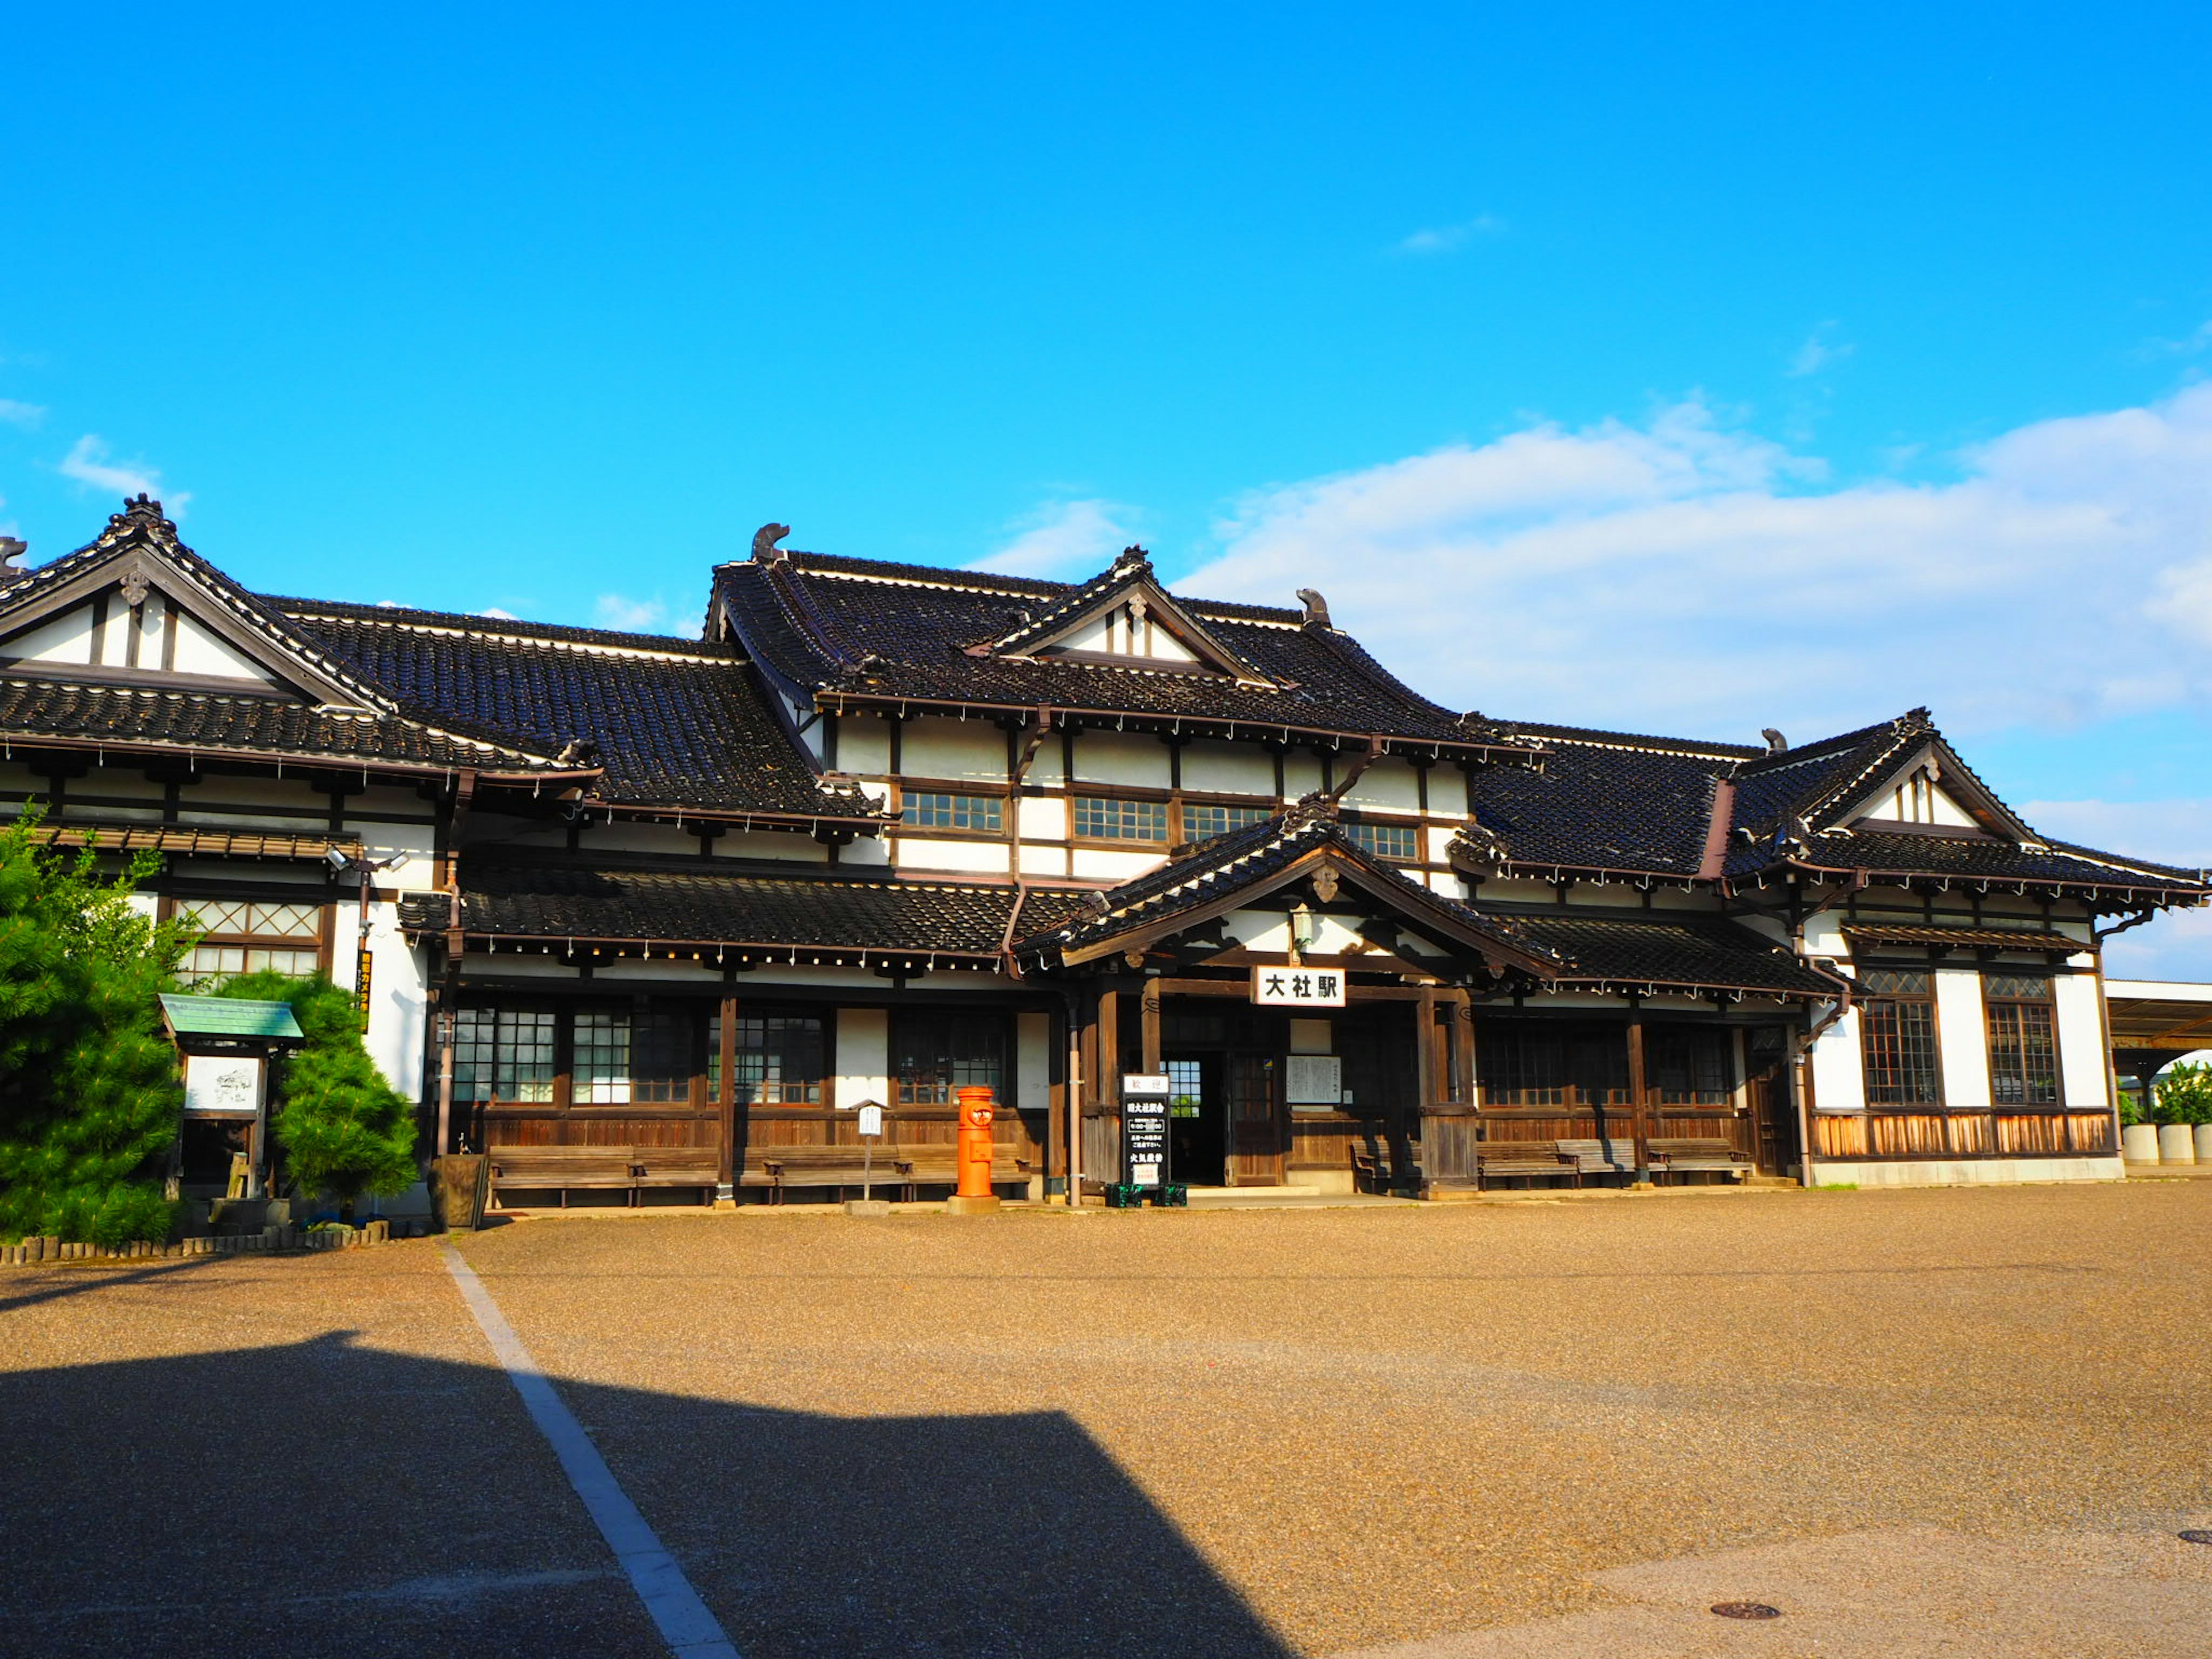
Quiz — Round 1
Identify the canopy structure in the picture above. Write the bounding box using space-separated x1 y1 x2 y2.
159 994 305 1047
2104 980 2212 1096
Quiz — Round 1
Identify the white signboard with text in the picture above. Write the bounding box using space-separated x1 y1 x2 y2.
1250 965 1346 1007
184 1055 263 1118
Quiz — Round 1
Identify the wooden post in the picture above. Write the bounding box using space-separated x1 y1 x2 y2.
1097 984 1120 1195
1141 978 1162 1075
716 992 738 1200
1047 1002 1067 1199
1625 1010 1650 1180
1416 987 1438 1108
1450 990 1475 1105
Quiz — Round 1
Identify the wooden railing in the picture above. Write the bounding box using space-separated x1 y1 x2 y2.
1811 1109 2114 1161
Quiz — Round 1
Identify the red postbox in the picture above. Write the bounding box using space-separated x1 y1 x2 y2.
955 1084 997 1199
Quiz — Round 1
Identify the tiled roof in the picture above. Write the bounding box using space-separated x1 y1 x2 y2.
273 599 881 821
1460 731 1734 878
1842 923 2089 952
1790 830 2207 894
1017 802 1564 972
713 552 1518 752
1505 913 1842 995
400 859 1095 959
0 674 573 776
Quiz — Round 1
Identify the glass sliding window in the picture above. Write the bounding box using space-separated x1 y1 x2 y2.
893 1010 1007 1105
452 1004 557 1103
1072 796 1168 842
733 1012 827 1105
178 897 323 981
573 1008 632 1104
902 791 1003 832
1182 802 1272 842
1475 1021 1631 1107
1984 974 2060 1106
1346 821 1421 862
631 1009 698 1104
1857 969 1942 1105
1647 1026 1732 1105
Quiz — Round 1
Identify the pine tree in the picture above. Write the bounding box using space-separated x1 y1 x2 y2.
216 971 418 1215
0 809 191 1248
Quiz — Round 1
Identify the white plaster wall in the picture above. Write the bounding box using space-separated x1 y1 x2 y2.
836 1007 889 1109
336 902 427 1103
840 838 893 868
171 610 275 682
354 818 440 890
585 820 718 857
5 605 96 663
1343 759 1422 813
1474 877 1554 905
137 599 165 668
179 774 328 810
595 959 722 982
2054 971 2112 1107
1647 887 1713 911
71 768 165 801
892 836 1010 874
838 716 892 775
1018 797 1069 840
1180 740 1275 797
902 717 1006 783
1810 1005 1868 1112
1288 1018 1332 1055
1802 910 1849 959
100 603 132 665
1281 752 1324 797
1427 768 1470 819
1071 847 1166 881
1017 844 1071 877
1017 1011 1050 1114
1934 969 1990 1105
458 953 579 979
714 830 830 863
1423 825 1457 865
1071 731 1171 789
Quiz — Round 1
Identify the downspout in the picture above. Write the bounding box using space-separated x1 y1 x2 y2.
1786 865 1861 1188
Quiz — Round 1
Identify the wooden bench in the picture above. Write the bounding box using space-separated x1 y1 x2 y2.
892 1147 1031 1199
1351 1140 1418 1195
1647 1137 1754 1181
490 1145 641 1207
1475 1143 1580 1190
1555 1138 1638 1181
633 1147 722 1193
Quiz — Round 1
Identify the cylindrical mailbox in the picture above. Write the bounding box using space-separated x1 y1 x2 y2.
955 1085 997 1199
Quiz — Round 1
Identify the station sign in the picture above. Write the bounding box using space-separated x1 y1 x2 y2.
1120 1073 1171 1190
1251 965 1346 1007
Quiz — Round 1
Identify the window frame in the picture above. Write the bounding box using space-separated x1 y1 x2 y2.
1856 967 1945 1108
166 891 331 983
712 1005 831 1108
1069 793 1171 847
899 789 1006 835
1342 816 1423 863
1983 972 2062 1108
891 1007 1012 1107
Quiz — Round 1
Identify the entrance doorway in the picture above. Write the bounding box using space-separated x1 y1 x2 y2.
1164 1055 1227 1186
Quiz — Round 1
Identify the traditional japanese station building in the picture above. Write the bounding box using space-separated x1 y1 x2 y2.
2 497 2205 1201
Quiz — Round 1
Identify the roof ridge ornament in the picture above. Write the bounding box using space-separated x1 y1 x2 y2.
1295 587 1332 629
95 494 181 553
751 523 792 565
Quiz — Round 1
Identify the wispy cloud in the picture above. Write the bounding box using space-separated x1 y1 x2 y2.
477 607 520 620
1786 321 1854 378
0 398 46 430
1393 214 1508 256
1179 382 2212 744
970 498 1136 578
56 434 188 514
593 594 666 631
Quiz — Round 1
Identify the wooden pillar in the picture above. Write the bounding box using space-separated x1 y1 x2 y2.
1075 987 1100 1200
1140 978 1162 1075
1047 1001 1067 1198
1415 987 1438 1108
1625 1009 1650 1177
1450 989 1475 1105
715 991 738 1200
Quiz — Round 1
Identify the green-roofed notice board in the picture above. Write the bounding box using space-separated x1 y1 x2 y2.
160 994 305 1043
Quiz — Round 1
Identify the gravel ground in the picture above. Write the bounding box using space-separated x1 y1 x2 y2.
6 1181 2211 1658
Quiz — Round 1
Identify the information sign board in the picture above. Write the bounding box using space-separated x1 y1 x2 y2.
184 1055 263 1118
857 1103 884 1138
1120 1074 1171 1191
1251 965 1346 1007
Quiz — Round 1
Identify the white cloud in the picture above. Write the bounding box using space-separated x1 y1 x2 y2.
476 607 520 620
2021 799 2212 870
593 594 666 631
1393 214 1508 256
970 499 1136 579
1177 384 2212 744
56 434 188 514
1786 321 1854 378
0 398 46 430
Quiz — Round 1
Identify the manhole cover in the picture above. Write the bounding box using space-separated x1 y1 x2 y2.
1710 1601 1783 1620
2180 1530 2212 1546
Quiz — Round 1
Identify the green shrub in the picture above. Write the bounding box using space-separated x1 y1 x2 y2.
2152 1062 2212 1127
0 808 190 1247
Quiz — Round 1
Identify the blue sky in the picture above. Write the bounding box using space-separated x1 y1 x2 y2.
5 5 2211 970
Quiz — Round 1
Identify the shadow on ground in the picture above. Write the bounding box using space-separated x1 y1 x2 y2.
0 1329 1291 1659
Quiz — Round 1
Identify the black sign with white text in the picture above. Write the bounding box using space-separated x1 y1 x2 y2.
1121 1073 1172 1190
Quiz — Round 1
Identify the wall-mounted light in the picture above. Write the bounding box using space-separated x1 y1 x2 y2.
1289 900 1317 963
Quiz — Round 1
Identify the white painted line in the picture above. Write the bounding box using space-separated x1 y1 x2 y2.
441 1243 740 1659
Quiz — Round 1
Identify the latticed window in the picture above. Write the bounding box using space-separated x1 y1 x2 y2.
1476 1021 1631 1107
1346 820 1421 862
893 1010 1006 1105
1073 796 1167 842
630 1010 698 1104
723 1012 826 1105
1858 969 1942 1106
902 791 1003 832
1649 1026 1733 1105
452 1005 556 1103
1183 802 1272 842
1985 974 2059 1106
178 897 323 981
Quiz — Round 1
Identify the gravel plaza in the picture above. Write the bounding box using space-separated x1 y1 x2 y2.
5 1182 2212 1658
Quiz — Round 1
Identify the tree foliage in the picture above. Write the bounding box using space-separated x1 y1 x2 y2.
0 809 191 1247
2152 1061 2212 1127
215 971 416 1210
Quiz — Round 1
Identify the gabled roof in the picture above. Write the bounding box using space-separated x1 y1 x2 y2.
273 597 881 824
1016 798 1565 977
1729 708 2030 845
978 546 1272 683
710 546 1532 758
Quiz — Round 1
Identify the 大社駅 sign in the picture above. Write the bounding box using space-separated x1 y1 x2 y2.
1251 965 1346 1006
